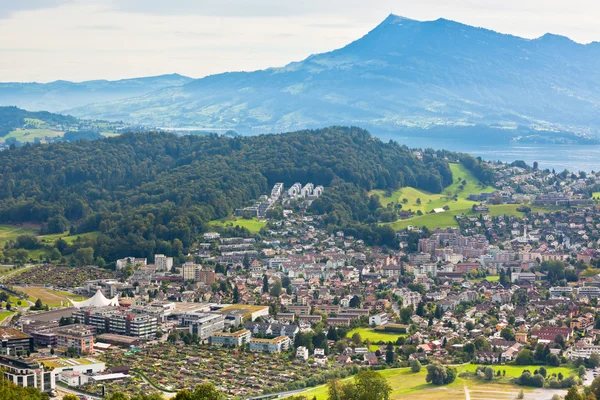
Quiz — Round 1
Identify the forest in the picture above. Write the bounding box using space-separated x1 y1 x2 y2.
0 126 493 263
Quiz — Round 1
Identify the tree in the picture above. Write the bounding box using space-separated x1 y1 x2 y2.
578 365 586 378
484 367 494 381
34 298 43 309
75 247 94 266
351 333 363 345
400 307 413 324
349 295 361 308
500 327 515 341
106 393 129 400
63 396 79 400
515 350 534 365
262 275 269 293
426 363 456 385
191 382 225 400
565 387 583 400
539 366 547 378
590 352 600 368
385 342 395 364
50 247 61 261
327 370 390 400
410 359 422 373
270 280 282 297
591 376 600 398
546 353 560 367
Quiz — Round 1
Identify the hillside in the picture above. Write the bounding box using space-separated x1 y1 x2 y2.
0 73 192 113
0 127 475 261
65 15 600 143
0 106 128 145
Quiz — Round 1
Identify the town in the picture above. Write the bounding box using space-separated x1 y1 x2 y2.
4 163 600 399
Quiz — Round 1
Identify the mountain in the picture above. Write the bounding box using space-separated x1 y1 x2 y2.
0 73 193 113
63 15 600 142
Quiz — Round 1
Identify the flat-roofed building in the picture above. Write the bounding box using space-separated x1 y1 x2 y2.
180 312 225 340
210 329 251 347
248 336 290 353
0 328 34 356
0 354 55 392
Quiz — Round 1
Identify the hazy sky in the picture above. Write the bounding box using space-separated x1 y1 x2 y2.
1 0 599 82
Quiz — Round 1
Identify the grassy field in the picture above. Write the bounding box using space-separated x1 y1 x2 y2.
592 192 600 199
38 231 100 245
347 328 406 343
208 217 266 234
485 275 500 282
372 163 495 212
0 224 39 245
375 163 561 231
0 310 15 323
295 366 546 400
17 287 87 307
295 364 577 400
4 128 64 142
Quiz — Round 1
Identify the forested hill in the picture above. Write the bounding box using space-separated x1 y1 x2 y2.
0 127 491 262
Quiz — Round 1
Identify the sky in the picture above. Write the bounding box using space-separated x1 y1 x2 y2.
1 0 599 82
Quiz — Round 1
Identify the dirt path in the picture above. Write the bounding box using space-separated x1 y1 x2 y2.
464 385 470 400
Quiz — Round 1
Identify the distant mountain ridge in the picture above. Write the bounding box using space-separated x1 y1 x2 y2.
0 73 192 113
5 15 600 143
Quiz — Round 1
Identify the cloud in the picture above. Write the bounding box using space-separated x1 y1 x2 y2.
0 0 69 19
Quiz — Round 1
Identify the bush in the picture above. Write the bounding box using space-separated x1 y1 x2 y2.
410 359 422 373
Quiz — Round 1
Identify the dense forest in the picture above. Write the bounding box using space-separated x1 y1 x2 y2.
0 126 493 263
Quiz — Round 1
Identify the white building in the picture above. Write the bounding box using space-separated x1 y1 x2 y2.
154 254 173 272
296 346 309 360
116 257 147 270
369 313 389 326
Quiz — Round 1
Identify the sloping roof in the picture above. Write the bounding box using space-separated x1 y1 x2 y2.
70 289 119 308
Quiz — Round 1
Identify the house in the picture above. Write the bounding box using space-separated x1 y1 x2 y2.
475 352 501 364
248 336 290 353
296 346 309 361
364 352 379 366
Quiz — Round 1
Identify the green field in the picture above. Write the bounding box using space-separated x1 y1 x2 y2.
0 225 39 245
485 275 500 282
375 163 562 231
0 310 15 323
38 231 100 245
372 163 495 212
347 328 406 344
592 192 600 199
294 365 551 400
208 217 266 234
4 128 64 142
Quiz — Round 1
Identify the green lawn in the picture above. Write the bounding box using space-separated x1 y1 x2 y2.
592 192 600 199
463 364 576 378
485 275 500 282
208 217 266 234
0 310 15 322
347 328 406 344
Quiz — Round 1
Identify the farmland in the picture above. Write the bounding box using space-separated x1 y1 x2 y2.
347 327 406 344
209 217 266 234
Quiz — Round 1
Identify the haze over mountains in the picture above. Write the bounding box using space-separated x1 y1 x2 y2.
2 15 600 143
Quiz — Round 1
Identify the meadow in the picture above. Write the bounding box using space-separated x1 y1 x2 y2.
208 217 266 234
0 224 39 246
295 364 576 400
374 163 560 230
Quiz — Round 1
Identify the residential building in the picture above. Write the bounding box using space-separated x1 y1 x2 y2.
210 330 251 347
154 254 174 272
0 354 55 393
248 336 290 353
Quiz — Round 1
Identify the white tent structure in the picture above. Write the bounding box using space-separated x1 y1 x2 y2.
70 289 119 308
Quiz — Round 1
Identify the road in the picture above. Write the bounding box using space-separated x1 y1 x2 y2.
57 385 102 400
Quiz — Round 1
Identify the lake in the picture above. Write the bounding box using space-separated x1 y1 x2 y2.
384 134 600 173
